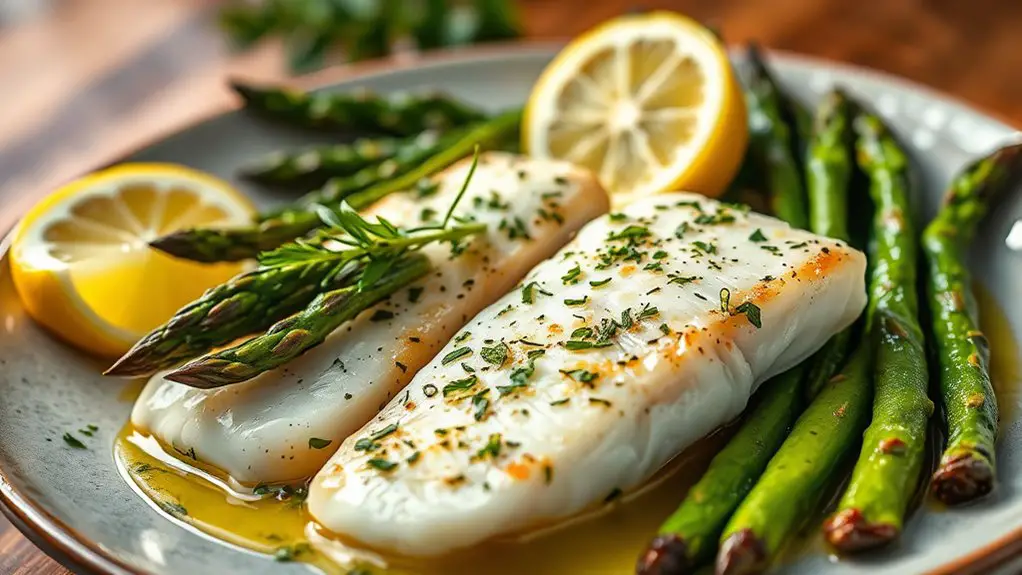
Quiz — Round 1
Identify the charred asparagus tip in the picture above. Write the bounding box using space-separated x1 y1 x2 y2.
635 534 691 575
822 508 898 552
163 361 235 389
103 356 145 377
931 451 995 505
149 232 198 260
716 529 768 575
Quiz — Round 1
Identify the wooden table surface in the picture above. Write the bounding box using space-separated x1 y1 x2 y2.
2 0 1022 573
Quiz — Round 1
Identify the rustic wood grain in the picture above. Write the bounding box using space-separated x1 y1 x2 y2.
3 0 1022 572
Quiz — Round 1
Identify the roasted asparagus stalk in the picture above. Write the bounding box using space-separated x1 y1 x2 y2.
803 90 856 399
105 250 362 377
923 143 1022 504
166 253 432 388
823 109 932 553
239 135 406 187
744 44 809 230
231 80 487 135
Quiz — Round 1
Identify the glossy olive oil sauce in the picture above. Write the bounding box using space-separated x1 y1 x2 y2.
116 423 730 574
976 284 1021 424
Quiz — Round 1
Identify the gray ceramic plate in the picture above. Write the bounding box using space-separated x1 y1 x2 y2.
2 44 1021 575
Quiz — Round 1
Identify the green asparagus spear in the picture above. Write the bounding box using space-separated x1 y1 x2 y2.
803 91 855 399
240 135 406 187
716 336 875 575
260 128 459 221
150 110 521 262
636 71 816 573
166 253 430 388
636 368 805 574
104 254 362 377
924 144 1022 504
231 80 486 135
823 110 932 553
744 45 809 230
713 101 881 575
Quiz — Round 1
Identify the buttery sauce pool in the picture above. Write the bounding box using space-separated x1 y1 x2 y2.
115 426 731 574
114 288 1020 574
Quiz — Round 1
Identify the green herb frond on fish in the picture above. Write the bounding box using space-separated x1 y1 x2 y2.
160 149 487 389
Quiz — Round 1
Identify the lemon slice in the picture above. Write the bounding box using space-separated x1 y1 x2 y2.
523 11 748 206
10 164 254 357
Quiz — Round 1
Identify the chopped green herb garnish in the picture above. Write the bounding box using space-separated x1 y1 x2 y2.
442 375 479 400
481 343 509 367
609 213 628 222
561 265 582 284
564 296 589 306
62 433 86 449
354 438 377 451
475 433 502 459
472 391 490 421
550 398 570 406
521 281 552 304
660 323 671 335
694 211 736 225
692 240 717 254
638 304 659 319
370 310 394 322
442 346 473 365
308 437 332 449
607 225 651 242
720 288 731 313
565 340 612 351
590 278 612 287
749 229 768 242
668 275 698 286
734 301 763 328
367 458 398 472
571 327 593 340
370 423 399 441
560 369 598 383
674 222 691 239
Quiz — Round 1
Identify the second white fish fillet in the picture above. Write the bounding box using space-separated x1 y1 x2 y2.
130 153 609 483
309 192 867 555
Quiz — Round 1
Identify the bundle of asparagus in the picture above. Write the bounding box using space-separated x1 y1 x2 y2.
108 152 487 385
636 45 1021 575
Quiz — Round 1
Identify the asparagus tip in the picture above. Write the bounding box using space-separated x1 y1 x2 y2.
822 508 898 553
149 231 203 261
164 361 234 389
716 529 768 575
635 534 692 575
103 355 145 377
931 451 995 505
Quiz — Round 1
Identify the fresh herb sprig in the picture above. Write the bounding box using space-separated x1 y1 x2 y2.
163 150 487 389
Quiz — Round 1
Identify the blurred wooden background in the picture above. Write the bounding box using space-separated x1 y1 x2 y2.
2 0 1022 572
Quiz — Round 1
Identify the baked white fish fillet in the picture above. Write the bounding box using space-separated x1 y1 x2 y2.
131 153 609 484
308 192 867 555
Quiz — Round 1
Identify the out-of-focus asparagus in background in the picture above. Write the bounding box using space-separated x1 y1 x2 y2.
219 0 523 73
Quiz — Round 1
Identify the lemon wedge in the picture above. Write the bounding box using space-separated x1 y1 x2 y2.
10 164 255 357
523 11 748 206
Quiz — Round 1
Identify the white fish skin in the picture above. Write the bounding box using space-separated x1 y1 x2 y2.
130 153 609 484
308 192 867 556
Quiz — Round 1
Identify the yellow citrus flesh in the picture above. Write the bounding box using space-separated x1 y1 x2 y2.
524 11 748 206
9 164 254 357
